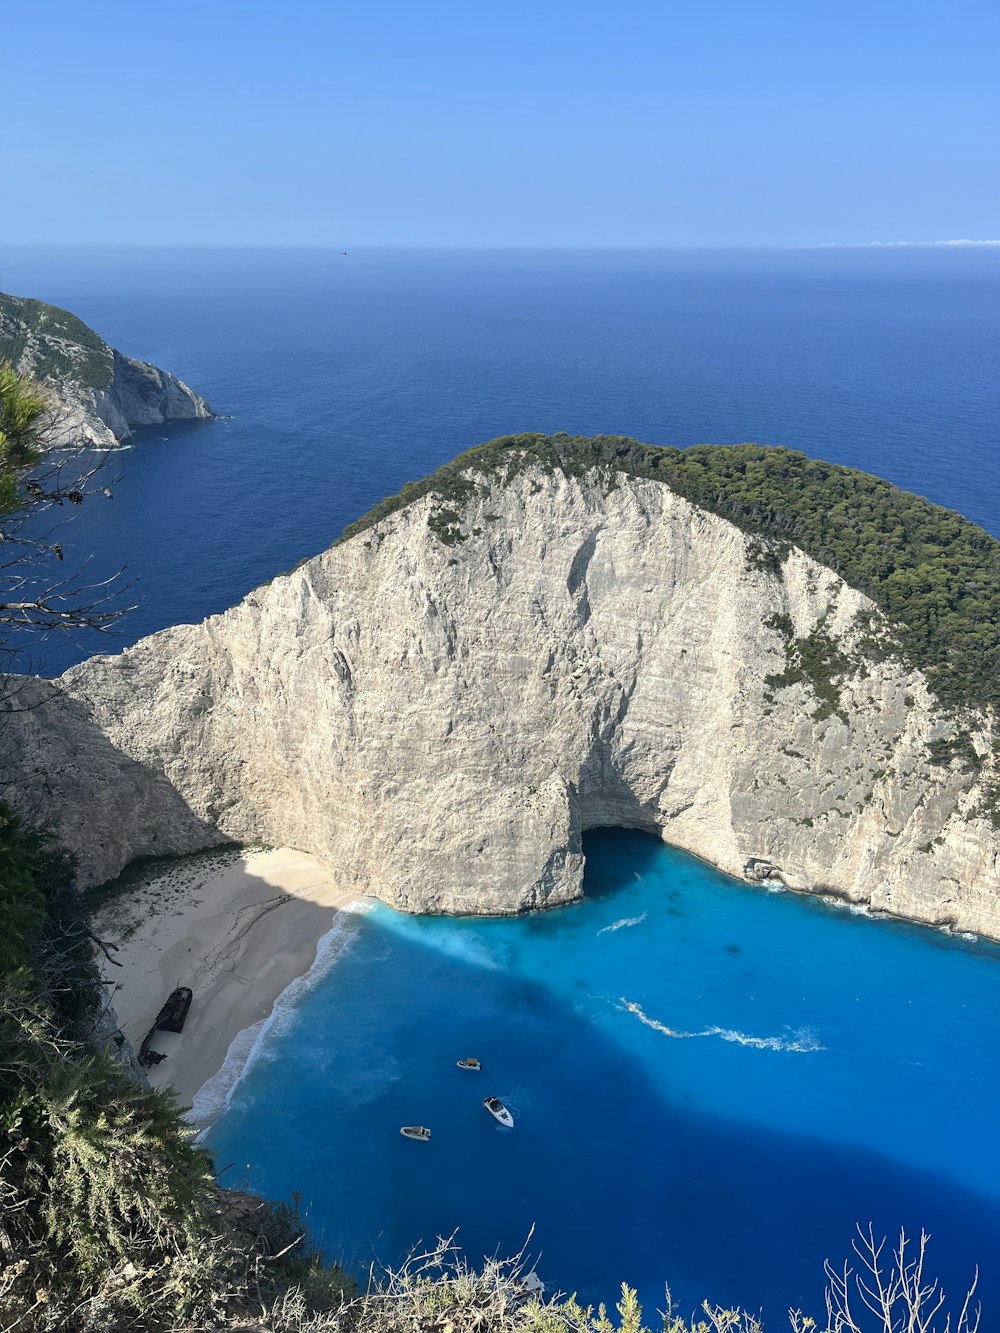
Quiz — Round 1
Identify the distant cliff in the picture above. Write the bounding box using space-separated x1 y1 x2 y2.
0 291 212 449
3 436 998 939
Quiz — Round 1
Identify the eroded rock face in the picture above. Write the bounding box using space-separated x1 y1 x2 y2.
90 1001 149 1088
0 292 212 448
4 465 998 937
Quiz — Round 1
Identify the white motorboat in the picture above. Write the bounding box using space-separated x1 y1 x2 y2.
400 1125 431 1141
456 1057 482 1070
483 1096 514 1127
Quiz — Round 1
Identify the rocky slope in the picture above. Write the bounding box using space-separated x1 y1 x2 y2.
3 447 998 938
0 291 212 448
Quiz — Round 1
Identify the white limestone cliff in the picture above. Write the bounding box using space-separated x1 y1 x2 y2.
0 292 212 449
3 463 998 938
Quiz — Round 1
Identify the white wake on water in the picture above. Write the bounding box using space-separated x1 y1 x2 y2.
191 900 375 1132
598 912 648 935
618 998 824 1053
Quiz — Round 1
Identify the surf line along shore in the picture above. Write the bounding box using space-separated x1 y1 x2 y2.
92 847 364 1123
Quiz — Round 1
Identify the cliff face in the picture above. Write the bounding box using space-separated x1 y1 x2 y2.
0 292 212 448
3 462 998 938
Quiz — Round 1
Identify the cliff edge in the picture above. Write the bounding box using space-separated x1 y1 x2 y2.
3 436 998 938
0 291 212 449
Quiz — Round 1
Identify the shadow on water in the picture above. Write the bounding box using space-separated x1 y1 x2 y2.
128 416 218 447
585 826 1000 964
205 880 1000 1327
573 822 667 900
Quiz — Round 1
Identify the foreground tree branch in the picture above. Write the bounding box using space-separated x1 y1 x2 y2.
806 1226 981 1333
0 363 133 679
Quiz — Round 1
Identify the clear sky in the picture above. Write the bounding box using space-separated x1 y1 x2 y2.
7 0 998 247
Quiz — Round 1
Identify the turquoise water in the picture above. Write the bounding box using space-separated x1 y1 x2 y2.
206 831 1000 1322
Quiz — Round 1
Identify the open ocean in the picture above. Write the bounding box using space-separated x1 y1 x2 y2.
3 246 998 1322
2 246 998 674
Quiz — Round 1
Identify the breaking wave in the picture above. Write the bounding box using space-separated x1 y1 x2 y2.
618 998 824 1053
191 900 374 1131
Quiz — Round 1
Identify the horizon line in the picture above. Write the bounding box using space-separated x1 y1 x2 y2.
2 239 1000 254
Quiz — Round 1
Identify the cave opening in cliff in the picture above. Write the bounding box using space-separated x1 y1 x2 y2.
579 826 665 901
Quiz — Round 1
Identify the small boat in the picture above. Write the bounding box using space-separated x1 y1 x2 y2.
456 1057 482 1071
400 1126 432 1141
483 1096 514 1127
153 986 192 1034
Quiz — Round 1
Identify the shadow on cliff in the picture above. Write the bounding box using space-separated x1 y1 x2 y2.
0 680 224 885
130 417 217 448
575 820 666 898
202 864 1000 1329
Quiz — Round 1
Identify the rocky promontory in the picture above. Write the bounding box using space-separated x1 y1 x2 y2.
0 291 212 448
3 436 998 939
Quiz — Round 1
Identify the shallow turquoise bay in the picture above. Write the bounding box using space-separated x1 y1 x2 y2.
205 831 1000 1322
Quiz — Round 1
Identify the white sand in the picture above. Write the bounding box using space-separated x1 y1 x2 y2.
93 847 360 1120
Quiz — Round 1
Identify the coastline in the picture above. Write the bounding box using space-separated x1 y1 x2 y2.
92 835 993 1134
93 847 364 1123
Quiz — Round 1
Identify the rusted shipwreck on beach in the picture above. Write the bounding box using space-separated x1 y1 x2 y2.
138 986 192 1067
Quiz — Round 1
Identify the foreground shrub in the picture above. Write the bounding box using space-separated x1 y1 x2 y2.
0 802 348 1331
257 1229 978 1333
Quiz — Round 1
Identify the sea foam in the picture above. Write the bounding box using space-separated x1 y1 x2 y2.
191 900 373 1131
598 912 648 935
618 997 824 1053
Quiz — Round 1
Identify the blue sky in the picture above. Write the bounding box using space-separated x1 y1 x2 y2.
7 0 998 246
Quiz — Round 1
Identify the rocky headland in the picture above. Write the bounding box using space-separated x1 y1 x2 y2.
0 291 212 448
4 435 998 938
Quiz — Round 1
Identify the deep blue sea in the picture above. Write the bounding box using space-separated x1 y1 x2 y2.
1 246 998 674
3 247 999 1322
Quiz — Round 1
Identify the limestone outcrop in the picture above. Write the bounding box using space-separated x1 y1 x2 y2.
3 458 998 938
0 291 212 448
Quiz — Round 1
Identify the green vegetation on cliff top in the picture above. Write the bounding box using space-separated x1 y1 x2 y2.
0 290 115 391
338 433 1000 717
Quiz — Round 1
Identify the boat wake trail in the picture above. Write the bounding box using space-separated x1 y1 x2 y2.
618 998 824 1053
598 912 648 935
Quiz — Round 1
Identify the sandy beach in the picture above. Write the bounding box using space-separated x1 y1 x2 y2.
93 847 362 1122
